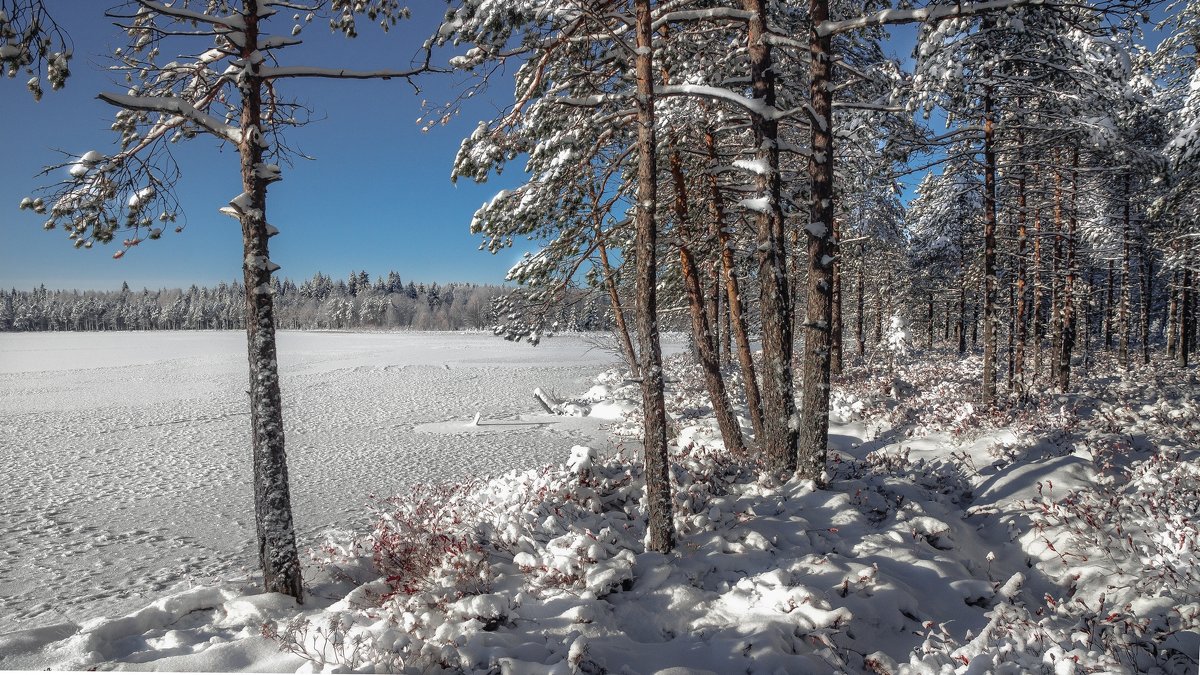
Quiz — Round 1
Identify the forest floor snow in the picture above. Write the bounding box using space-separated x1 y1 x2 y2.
1 338 1198 673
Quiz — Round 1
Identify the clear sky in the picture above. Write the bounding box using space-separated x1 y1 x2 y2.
0 3 926 292
1 1 530 291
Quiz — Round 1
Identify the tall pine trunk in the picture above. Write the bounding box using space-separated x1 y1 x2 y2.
981 84 998 404
1119 182 1132 368
831 218 844 375
705 126 764 441
744 0 799 478
669 145 746 454
1180 267 1192 368
1056 149 1078 392
1014 150 1028 395
598 239 639 378
856 254 866 357
1141 243 1153 365
1050 155 1064 381
632 0 672 553
796 0 837 483
238 2 302 603
1167 269 1179 359
1104 259 1114 350
1031 166 1043 383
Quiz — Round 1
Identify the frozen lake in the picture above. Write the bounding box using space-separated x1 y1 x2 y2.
0 330 645 631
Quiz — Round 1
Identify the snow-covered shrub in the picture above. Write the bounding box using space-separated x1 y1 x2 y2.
370 482 493 598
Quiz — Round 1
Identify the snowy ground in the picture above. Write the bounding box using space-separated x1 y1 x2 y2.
1 335 1198 673
0 330 662 641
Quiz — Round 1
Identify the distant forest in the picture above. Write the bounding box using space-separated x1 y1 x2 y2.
0 271 615 333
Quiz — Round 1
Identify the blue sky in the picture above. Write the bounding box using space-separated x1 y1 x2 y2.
1 2 529 291
0 4 926 292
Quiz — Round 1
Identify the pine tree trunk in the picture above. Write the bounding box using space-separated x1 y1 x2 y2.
1179 267 1191 368
705 126 764 441
238 3 302 603
743 0 798 478
1119 184 1131 368
1167 269 1179 359
1057 149 1077 392
1031 170 1043 383
796 0 836 483
1141 243 1153 365
831 218 843 375
875 284 884 347
927 293 934 350
957 246 967 354
1050 156 1064 381
981 85 998 404
944 297 951 343
1104 259 1114 350
669 146 746 454
632 0 672 553
856 255 866 357
1014 154 1028 395
707 254 722 366
598 240 639 378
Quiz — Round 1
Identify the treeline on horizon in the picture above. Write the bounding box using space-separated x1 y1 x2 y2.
0 270 618 333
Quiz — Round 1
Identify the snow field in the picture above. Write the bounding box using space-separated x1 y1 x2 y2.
2 338 1197 673
0 330 649 643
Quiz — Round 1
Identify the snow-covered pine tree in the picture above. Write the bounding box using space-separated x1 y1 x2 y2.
22 0 435 602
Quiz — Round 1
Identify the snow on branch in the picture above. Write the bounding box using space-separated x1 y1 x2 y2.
131 0 245 30
657 84 799 121
258 65 431 80
650 8 753 30
97 92 242 144
817 0 1044 37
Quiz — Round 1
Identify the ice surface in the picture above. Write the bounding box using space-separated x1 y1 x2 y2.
0 330 681 635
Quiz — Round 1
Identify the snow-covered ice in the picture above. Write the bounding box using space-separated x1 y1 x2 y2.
1 336 1196 673
0 330 671 638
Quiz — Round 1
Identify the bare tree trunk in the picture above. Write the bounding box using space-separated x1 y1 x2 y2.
971 305 978 350
705 126 764 441
708 255 723 366
238 2 302 603
957 244 967 354
632 0 672 553
744 0 798 478
598 240 639 377
1031 168 1043 383
1104 259 1114 350
795 0 837 483
944 297 951 344
981 84 998 404
1050 155 1064 381
1141 243 1153 365
1179 267 1191 368
669 144 746 454
1119 180 1131 368
831 218 843 375
1014 152 1028 395
856 254 866 357
1057 149 1077 392
927 292 934 350
1167 269 1179 359
721 289 733 366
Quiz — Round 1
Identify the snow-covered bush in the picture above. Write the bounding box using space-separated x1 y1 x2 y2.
370 482 493 598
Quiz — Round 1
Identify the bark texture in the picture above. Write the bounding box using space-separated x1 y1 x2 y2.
632 0 673 553
743 0 798 479
238 1 302 603
797 0 836 484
